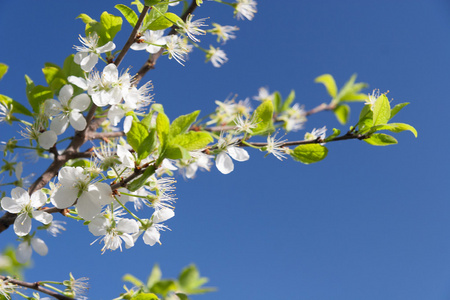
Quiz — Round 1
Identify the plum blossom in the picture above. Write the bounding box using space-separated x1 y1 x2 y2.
0 278 15 300
365 89 381 110
305 126 327 141
131 30 166 54
143 208 175 246
177 151 212 179
74 32 116 72
164 35 190 66
264 133 287 161
68 64 132 107
234 0 257 21
1 187 52 236
205 46 228 68
89 209 139 252
180 14 208 42
44 85 90 134
209 23 239 44
16 236 48 263
51 166 113 220
215 134 249 174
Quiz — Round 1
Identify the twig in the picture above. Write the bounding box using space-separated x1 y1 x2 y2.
0 275 73 300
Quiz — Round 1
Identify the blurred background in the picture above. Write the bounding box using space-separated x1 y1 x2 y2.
0 0 449 299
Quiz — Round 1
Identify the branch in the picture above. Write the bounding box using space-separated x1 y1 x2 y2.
0 275 73 300
114 6 151 67
134 0 199 84
305 102 336 116
87 131 125 140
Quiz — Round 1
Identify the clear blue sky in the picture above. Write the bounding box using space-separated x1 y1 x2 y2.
0 1 449 299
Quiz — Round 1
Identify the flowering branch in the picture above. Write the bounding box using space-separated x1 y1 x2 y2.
0 275 73 300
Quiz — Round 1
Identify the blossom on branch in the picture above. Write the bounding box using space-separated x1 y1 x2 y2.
74 32 116 72
234 0 257 21
215 134 249 174
131 30 166 54
205 46 228 68
209 23 239 44
1 187 52 236
16 236 48 263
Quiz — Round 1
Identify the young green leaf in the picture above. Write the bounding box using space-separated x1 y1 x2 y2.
127 121 149 153
324 128 341 142
27 85 53 113
169 110 200 137
137 129 157 160
150 279 177 297
0 95 32 117
272 91 282 113
128 165 156 192
315 74 337 98
291 144 328 164
252 100 274 135
171 131 213 151
280 90 295 112
147 264 162 289
156 112 170 148
372 94 391 126
0 63 8 80
115 4 138 27
147 12 181 30
333 104 350 125
372 123 417 138
390 102 409 120
130 293 159 300
100 11 123 42
364 133 398 146
163 144 191 160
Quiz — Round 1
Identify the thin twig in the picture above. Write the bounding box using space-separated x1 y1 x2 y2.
0 275 73 300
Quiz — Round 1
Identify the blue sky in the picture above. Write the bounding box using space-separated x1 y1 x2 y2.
0 0 449 299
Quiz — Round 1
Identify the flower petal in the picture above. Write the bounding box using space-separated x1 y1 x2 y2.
76 190 102 221
32 211 53 225
117 218 139 234
50 114 69 135
97 41 116 53
11 187 29 206
152 208 174 224
1 197 22 213
14 213 32 236
69 110 87 131
38 130 57 150
107 105 125 126
227 146 249 162
31 237 48 256
68 76 88 90
44 99 63 116
30 190 47 208
143 226 160 246
80 53 98 72
216 152 234 174
51 186 77 209
58 85 74 105
16 242 32 263
88 215 109 236
70 93 91 111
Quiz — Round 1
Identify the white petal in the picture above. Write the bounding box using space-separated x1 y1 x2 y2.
30 190 47 208
91 91 110 107
68 76 88 90
31 237 48 256
102 64 118 82
74 52 88 64
76 190 102 221
1 197 22 213
58 85 74 106
152 208 174 224
227 146 249 162
107 106 125 126
80 54 98 72
88 215 109 236
44 99 63 116
117 218 139 234
130 43 148 51
50 114 69 135
15 162 23 180
38 130 57 149
143 226 160 246
70 93 91 111
14 213 32 236
16 242 32 263
51 186 77 209
123 115 133 133
32 211 53 225
11 187 29 206
117 145 135 168
216 152 234 174
93 182 113 205
121 233 135 249
69 110 87 131
58 166 84 186
97 41 116 53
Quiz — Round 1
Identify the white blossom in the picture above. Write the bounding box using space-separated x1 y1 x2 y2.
131 30 166 54
253 87 274 102
234 0 257 21
305 126 327 141
143 208 175 246
0 278 15 300
44 85 90 134
209 23 239 44
365 89 381 110
264 133 287 161
280 103 307 132
16 236 48 263
215 134 249 174
74 32 116 72
1 187 52 236
180 14 208 42
206 46 228 68
164 35 190 66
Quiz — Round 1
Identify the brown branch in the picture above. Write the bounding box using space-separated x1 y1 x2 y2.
87 131 125 140
114 6 151 67
305 102 336 116
134 0 199 84
0 275 74 300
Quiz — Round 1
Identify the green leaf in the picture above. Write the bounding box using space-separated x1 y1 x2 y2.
77 13 94 24
137 129 157 160
335 74 368 103
324 128 341 142
163 144 190 160
252 100 274 135
151 103 164 114
315 74 337 98
130 293 159 300
372 94 390 126
147 12 181 30
142 3 168 31
131 0 145 13
291 144 328 164
0 63 8 80
27 85 53 113
123 274 145 287
171 131 213 151
141 113 154 130
145 0 161 5
272 91 282 113
42 65 67 93
127 121 149 153
280 90 295 112
372 123 417 138
100 11 123 42
115 4 138 27
63 54 84 78
150 280 177 297
128 165 156 192
176 293 189 300
147 264 162 289
333 104 350 125
178 264 213 294
390 102 409 120
169 110 200 137
364 133 398 146
156 112 170 148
